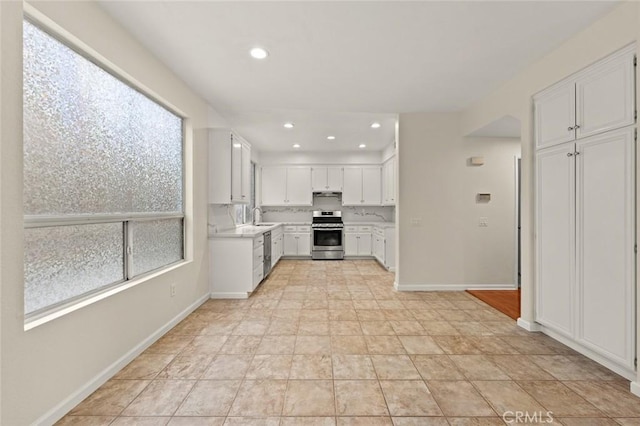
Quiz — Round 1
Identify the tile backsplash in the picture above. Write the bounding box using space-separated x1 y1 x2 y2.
261 195 394 223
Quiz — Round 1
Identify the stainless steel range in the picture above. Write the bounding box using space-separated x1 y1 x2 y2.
311 210 344 260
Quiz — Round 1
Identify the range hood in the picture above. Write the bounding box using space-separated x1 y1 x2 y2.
313 191 342 197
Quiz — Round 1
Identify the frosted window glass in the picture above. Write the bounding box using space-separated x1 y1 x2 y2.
24 223 125 314
130 219 183 277
23 21 183 216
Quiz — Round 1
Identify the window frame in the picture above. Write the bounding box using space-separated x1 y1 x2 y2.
22 10 190 328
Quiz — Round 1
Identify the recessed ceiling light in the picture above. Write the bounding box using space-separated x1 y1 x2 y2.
371 122 381 129
233 143 242 148
284 123 294 129
327 136 336 140
293 144 301 149
250 47 268 59
359 144 366 149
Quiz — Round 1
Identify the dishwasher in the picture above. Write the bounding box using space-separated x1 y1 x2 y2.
263 231 272 278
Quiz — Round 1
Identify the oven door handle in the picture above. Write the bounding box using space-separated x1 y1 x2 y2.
313 228 343 231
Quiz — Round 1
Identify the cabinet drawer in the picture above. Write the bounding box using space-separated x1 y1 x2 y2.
344 225 358 233
253 235 264 247
284 225 297 232
253 246 264 265
253 266 264 288
357 226 372 232
297 225 311 232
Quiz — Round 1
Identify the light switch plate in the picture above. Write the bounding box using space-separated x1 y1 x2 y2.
411 218 422 227
479 217 488 227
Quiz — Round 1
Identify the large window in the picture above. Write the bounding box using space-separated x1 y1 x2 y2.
23 20 184 317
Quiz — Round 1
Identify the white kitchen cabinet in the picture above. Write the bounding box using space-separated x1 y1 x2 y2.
382 157 396 206
208 129 251 204
311 166 342 192
344 225 372 256
283 225 311 256
261 166 312 206
210 233 265 298
372 225 396 270
342 166 382 206
271 226 284 268
535 128 635 374
534 45 635 150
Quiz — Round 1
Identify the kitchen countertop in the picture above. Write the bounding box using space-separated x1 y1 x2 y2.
209 221 395 239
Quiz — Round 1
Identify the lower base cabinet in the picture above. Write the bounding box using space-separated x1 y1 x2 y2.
373 225 395 270
344 225 372 256
283 225 311 256
209 234 264 298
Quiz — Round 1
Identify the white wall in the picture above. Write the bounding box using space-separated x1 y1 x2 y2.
397 113 520 289
1 2 213 424
458 1 640 392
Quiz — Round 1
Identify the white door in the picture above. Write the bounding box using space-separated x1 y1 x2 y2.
535 143 576 337
286 167 312 205
311 167 327 191
344 233 358 256
358 232 372 256
342 167 363 205
261 167 287 206
240 144 251 202
361 167 382 205
576 128 635 368
326 167 343 191
576 53 635 139
231 139 243 203
283 233 298 256
297 232 311 256
534 82 576 149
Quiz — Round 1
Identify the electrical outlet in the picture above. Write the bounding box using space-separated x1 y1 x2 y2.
170 283 176 297
479 217 489 227
411 218 422 227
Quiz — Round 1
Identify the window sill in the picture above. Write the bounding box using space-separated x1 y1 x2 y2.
24 260 192 331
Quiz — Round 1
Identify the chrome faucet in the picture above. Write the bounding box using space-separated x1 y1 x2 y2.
251 207 262 226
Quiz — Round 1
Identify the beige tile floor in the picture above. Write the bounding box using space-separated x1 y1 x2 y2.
57 260 640 426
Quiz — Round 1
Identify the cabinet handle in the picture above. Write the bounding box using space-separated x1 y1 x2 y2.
574 151 580 156
567 152 574 157
567 126 574 131
574 125 581 130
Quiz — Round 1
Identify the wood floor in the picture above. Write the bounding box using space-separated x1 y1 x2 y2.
466 289 521 320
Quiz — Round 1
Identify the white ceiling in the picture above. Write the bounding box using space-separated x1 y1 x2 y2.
99 1 618 153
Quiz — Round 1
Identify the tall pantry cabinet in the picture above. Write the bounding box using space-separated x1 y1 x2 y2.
534 44 636 377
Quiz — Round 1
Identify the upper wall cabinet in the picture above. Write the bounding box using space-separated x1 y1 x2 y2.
311 166 343 192
382 156 396 206
208 129 251 204
261 166 312 206
343 166 382 206
534 45 636 150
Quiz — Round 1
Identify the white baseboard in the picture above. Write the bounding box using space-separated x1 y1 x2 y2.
517 318 541 332
38 293 210 426
210 292 249 299
631 381 640 398
539 324 636 381
394 283 517 291
388 267 396 272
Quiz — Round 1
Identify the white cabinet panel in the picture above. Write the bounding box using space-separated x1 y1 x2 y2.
343 166 381 206
231 141 242 202
208 129 251 204
535 143 575 337
342 167 363 205
261 167 287 206
344 233 359 256
286 167 312 205
312 166 342 192
327 167 343 191
576 54 635 139
241 143 251 202
362 167 382 205
576 129 635 367
358 232 372 256
534 82 576 150
297 232 311 256
283 233 298 256
382 158 396 206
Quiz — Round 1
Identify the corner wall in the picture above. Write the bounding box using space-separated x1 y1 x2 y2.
1 2 213 424
396 112 520 289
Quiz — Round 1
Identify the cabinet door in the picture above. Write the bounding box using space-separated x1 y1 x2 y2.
240 143 251 202
344 233 358 256
342 167 363 205
576 129 635 368
535 143 575 337
326 167 343 191
286 167 312 205
576 52 635 139
362 167 382 205
534 82 576 149
358 232 372 256
283 233 298 256
261 167 287 206
231 139 243 203
311 167 327 191
382 159 395 205
297 232 311 256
